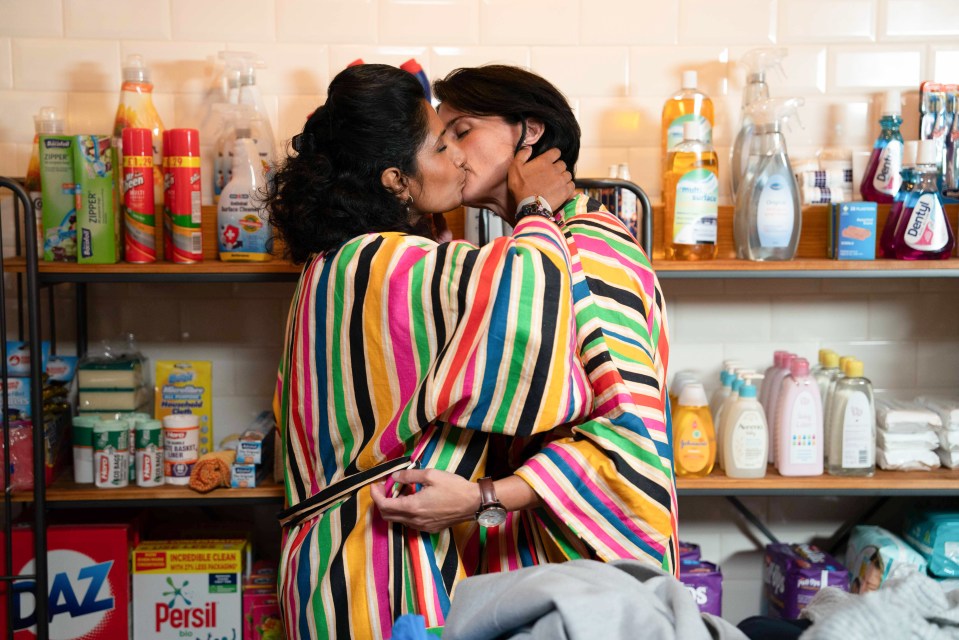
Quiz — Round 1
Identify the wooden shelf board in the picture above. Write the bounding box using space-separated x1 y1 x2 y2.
677 466 959 495
11 474 284 504
2 256 301 276
654 257 959 276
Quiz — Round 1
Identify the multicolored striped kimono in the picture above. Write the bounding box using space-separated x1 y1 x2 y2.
276 199 676 639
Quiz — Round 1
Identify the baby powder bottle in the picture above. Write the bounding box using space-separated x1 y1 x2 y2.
664 121 719 260
826 360 875 477
879 140 919 258
673 383 716 478
765 353 796 463
860 91 904 204
890 139 955 260
775 358 823 476
113 54 165 214
662 71 715 165
722 375 768 479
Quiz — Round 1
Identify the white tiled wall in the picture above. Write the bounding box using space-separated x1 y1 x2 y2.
3 0 959 625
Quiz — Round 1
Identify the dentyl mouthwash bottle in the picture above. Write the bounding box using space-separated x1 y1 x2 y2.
662 70 714 166
664 121 719 260
733 97 803 261
826 359 875 477
878 140 918 258
860 90 903 204
891 139 955 260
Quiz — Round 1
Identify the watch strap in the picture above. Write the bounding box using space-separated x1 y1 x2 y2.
477 476 499 508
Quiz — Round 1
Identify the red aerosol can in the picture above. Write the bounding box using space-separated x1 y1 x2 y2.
163 128 202 263
122 127 156 262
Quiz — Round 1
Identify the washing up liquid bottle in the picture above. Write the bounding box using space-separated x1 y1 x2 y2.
775 357 823 476
221 51 276 176
673 383 716 478
733 97 804 261
113 54 165 214
860 91 903 204
664 121 719 260
891 139 955 259
401 58 431 101
217 107 272 262
662 70 714 165
826 359 875 477
25 106 65 254
765 352 796 464
878 140 918 259
722 374 768 479
731 47 788 199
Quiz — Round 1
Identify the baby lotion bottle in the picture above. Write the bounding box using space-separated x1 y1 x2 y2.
822 355 851 465
664 121 719 260
860 91 904 204
722 375 768 479
890 139 955 260
765 353 796 463
826 360 875 477
673 383 716 478
760 350 788 411
775 358 824 476
716 376 742 471
662 71 715 164
710 365 738 421
813 350 840 401
878 140 918 258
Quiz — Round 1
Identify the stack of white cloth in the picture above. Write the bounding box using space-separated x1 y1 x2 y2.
874 397 942 471
916 396 959 469
795 167 854 205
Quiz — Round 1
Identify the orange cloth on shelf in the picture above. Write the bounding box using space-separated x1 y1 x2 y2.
189 449 236 493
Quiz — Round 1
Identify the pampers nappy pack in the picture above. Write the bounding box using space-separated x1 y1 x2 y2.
903 511 959 579
845 525 927 593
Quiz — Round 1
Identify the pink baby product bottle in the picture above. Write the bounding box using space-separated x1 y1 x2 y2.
775 357 823 476
765 352 796 464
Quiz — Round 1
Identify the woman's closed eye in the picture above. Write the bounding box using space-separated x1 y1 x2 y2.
454 128 470 140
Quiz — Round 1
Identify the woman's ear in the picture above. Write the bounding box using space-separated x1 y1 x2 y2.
380 167 410 201
523 117 546 146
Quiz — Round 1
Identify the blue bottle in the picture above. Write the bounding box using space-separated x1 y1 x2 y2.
878 140 918 258
860 91 903 204
891 140 955 260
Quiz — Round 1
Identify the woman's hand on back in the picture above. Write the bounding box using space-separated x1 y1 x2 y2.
507 147 574 222
370 468 480 533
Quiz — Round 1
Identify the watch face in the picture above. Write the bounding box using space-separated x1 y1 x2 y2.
477 506 507 528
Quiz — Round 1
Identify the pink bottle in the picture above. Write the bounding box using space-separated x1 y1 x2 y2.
764 352 796 464
759 350 788 410
775 357 824 476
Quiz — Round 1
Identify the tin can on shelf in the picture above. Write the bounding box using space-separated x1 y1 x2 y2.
162 128 202 263
122 127 156 263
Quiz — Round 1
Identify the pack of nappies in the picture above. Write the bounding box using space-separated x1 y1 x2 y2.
845 525 927 593
903 511 959 578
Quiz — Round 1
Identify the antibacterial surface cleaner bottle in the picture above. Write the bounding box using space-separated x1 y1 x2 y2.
733 98 803 261
664 121 719 260
891 139 955 260
860 91 903 204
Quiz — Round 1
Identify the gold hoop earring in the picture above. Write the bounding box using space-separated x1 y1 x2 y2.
405 194 414 213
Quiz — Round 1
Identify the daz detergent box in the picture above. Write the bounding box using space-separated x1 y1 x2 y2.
133 539 246 640
0 523 136 639
74 134 120 264
38 135 77 262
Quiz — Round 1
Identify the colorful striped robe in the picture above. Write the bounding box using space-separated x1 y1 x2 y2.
276 196 676 639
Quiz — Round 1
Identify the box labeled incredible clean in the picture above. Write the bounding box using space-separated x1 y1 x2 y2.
830 202 878 260
133 539 247 639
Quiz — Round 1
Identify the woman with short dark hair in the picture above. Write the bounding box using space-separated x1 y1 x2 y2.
268 63 586 638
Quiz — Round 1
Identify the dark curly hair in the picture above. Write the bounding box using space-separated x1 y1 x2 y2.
433 65 580 177
265 64 429 263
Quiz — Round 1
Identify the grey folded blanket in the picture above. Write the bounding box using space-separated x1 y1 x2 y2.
442 559 748 640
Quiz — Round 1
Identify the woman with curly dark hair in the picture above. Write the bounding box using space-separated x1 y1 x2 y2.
268 63 588 638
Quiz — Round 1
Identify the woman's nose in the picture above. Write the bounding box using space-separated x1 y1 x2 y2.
450 141 467 168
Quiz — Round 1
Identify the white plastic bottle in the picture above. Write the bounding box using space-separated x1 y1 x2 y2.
775 358 824 476
827 360 875 477
733 97 804 261
822 355 851 465
722 375 768 479
716 376 742 470
710 368 736 421
217 107 272 262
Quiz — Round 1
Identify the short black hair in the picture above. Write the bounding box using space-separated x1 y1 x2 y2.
265 64 429 263
433 65 580 176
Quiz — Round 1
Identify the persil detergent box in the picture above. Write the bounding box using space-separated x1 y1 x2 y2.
155 361 213 455
38 134 77 262
0 522 136 639
74 134 121 264
133 538 246 640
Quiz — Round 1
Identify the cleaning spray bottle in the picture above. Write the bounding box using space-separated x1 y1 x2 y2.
775 357 823 477
25 106 65 254
217 106 272 262
860 91 903 204
731 48 788 199
878 140 918 258
733 97 804 261
662 71 714 165
220 52 275 176
664 121 719 260
890 139 955 259
722 374 768 479
673 382 716 478
113 54 165 215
